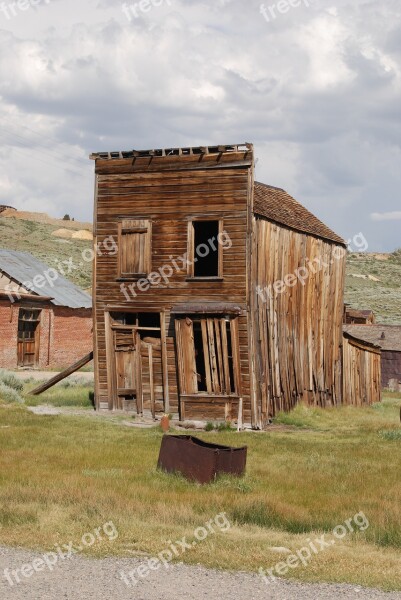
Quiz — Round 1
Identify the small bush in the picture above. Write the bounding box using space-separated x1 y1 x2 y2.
58 377 93 389
379 429 401 441
0 382 24 404
204 421 232 432
216 421 232 432
0 369 23 392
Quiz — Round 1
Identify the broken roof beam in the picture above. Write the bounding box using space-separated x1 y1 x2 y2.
28 351 94 396
89 143 252 161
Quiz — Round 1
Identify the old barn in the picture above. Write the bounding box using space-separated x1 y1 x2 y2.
90 143 378 429
344 324 400 391
0 250 92 370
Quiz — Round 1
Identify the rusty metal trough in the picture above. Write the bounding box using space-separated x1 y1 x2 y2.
157 434 247 484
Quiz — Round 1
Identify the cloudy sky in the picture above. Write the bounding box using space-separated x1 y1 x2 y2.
0 0 400 251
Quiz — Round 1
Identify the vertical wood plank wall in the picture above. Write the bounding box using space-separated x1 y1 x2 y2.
251 216 346 425
342 336 381 406
93 164 252 418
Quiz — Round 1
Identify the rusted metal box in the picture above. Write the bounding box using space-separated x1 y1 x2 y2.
157 434 247 484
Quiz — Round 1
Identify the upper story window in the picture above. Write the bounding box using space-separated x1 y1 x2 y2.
118 219 152 278
187 219 223 279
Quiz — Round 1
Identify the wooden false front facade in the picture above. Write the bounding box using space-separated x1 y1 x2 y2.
92 145 253 422
91 143 371 429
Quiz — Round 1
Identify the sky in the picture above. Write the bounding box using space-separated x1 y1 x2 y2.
0 0 400 251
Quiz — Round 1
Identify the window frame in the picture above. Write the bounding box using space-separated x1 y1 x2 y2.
175 315 240 397
186 217 224 281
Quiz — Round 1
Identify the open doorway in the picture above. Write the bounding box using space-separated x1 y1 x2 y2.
108 312 165 414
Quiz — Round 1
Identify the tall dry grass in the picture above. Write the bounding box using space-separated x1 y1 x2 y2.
0 394 400 590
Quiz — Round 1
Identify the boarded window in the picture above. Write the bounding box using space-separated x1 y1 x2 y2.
188 220 223 278
175 316 239 395
119 219 151 276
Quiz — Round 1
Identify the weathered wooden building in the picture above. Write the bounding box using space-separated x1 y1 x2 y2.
344 306 375 325
90 143 365 428
342 331 381 405
0 250 92 369
344 324 400 391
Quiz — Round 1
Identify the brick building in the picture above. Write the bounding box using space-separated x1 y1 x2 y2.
0 250 92 370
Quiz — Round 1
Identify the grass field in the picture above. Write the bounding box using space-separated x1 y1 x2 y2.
0 391 401 590
345 250 401 324
23 378 94 408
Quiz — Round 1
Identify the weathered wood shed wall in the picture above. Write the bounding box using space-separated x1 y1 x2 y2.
343 324 401 391
342 333 381 406
248 184 346 424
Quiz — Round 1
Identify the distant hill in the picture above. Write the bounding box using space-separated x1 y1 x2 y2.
345 250 401 324
0 211 93 291
0 210 400 323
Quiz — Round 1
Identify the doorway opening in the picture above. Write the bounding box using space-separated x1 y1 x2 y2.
17 308 41 367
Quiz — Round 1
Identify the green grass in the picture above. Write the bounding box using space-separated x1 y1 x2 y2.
0 394 400 590
22 379 94 408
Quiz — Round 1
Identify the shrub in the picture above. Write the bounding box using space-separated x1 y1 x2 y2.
0 370 23 392
379 429 401 441
204 421 232 432
0 382 24 404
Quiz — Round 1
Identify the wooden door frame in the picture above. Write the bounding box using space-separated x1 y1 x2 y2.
17 307 42 368
105 308 169 412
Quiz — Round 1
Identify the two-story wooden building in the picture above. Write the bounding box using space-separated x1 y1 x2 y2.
90 143 358 429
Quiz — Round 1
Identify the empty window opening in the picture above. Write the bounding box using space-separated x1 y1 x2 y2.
193 322 207 392
110 312 160 331
193 221 219 277
175 316 237 395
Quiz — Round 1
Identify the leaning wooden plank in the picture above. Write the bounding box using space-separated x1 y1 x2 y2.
29 352 94 396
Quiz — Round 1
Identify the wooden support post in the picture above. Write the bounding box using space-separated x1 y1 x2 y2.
29 352 93 396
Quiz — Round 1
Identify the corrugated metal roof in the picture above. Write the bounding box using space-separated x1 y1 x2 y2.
0 250 92 309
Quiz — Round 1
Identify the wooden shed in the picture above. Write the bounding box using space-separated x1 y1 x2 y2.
342 331 381 406
344 324 400 391
344 306 375 325
90 143 352 428
0 250 92 370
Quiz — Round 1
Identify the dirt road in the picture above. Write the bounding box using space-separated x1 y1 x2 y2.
1 546 400 600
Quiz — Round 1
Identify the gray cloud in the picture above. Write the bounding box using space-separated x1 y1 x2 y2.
0 0 400 250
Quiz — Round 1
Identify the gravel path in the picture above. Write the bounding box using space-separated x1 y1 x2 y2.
1 547 400 600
